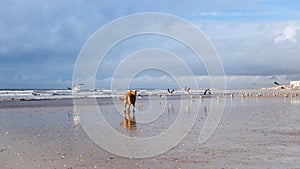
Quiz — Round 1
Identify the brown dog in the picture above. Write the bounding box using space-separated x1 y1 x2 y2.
119 90 137 111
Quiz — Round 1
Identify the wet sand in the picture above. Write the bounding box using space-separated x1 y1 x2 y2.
0 96 299 168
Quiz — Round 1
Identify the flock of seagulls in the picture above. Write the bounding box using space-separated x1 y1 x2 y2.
158 87 212 98
158 87 300 100
66 83 299 100
156 82 300 99
237 91 299 98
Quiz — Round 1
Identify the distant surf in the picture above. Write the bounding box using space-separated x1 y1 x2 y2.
0 88 299 101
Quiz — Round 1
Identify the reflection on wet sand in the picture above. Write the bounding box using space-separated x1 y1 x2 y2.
159 101 165 108
168 103 172 113
138 103 143 111
204 106 210 116
185 105 189 114
290 98 300 104
122 110 136 130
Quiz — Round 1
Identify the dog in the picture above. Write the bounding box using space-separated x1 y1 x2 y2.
119 90 137 111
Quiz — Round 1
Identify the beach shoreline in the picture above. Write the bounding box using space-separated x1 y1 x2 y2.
0 94 299 168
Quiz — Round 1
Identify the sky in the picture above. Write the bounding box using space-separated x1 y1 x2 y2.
1 0 300 89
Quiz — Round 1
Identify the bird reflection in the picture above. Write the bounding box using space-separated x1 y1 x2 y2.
204 106 210 116
168 104 173 113
123 110 136 130
138 103 143 111
185 105 189 114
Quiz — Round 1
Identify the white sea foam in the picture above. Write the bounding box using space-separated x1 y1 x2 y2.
0 89 201 101
0 88 299 101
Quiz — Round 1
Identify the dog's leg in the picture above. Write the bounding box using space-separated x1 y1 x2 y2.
127 104 131 112
124 109 127 119
132 105 135 115
132 102 135 111
124 101 127 111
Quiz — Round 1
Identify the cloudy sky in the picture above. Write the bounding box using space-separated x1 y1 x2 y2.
1 0 300 89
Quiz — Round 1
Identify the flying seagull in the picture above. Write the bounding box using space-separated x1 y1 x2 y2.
274 82 280 86
168 89 175 95
68 84 84 91
184 87 191 94
204 88 211 95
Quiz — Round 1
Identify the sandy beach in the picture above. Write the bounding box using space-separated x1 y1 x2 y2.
0 94 299 169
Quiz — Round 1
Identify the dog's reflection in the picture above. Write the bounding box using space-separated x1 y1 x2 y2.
123 110 136 130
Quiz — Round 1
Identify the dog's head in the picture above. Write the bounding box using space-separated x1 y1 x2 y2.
129 90 137 96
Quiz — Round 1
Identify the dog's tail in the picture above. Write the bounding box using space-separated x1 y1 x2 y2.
118 97 125 101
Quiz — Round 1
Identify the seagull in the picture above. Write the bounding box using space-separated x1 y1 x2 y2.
32 91 40 96
68 84 84 91
159 94 165 98
274 81 280 86
184 87 190 94
204 88 211 95
168 89 175 95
